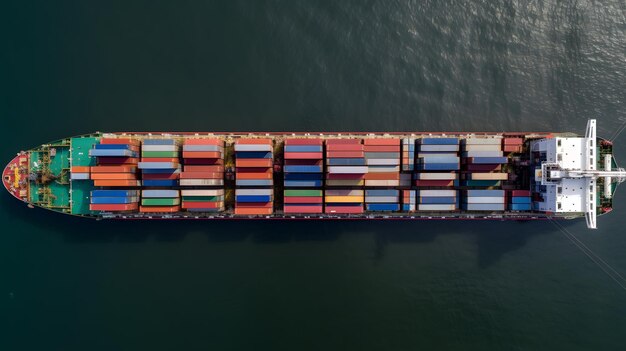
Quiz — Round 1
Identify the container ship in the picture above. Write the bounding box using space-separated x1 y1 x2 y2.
3 120 625 229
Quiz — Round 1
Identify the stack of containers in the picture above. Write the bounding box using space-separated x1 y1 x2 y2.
401 190 416 212
283 189 323 214
180 139 224 186
88 138 140 186
235 189 273 214
365 190 400 211
502 137 524 154
325 139 367 186
417 190 458 211
235 139 274 215
461 137 508 187
89 190 139 212
324 189 364 214
401 138 415 172
364 139 400 186
138 139 181 187
415 138 460 187
462 190 505 211
181 189 225 212
509 190 531 211
283 138 323 187
70 166 90 180
140 189 180 213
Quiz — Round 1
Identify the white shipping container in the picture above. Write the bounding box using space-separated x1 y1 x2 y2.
234 144 272 152
417 153 458 158
462 151 504 157
464 196 505 204
418 204 457 211
469 173 509 180
327 166 368 174
365 196 399 203
367 166 400 173
181 189 225 196
417 172 458 180
141 145 179 152
70 173 90 180
325 179 364 186
419 145 459 152
462 137 502 145
364 180 400 186
326 189 364 196
365 159 400 166
178 179 224 186
235 189 273 196
182 145 224 152
419 190 457 197
462 144 501 152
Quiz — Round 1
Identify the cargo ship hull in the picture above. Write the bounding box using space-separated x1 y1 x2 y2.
3 120 623 228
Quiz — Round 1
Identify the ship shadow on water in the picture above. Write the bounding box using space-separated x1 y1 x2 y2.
4 192 574 268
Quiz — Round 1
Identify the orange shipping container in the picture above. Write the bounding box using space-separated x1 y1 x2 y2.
90 165 137 173
71 166 90 173
235 159 272 168
100 138 141 146
184 139 223 145
90 173 137 180
235 138 273 145
363 139 401 146
183 165 224 172
182 151 222 159
139 206 181 213
235 207 273 215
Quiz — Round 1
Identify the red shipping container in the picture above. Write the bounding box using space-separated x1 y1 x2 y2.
184 139 223 145
324 206 363 214
511 190 531 197
503 145 523 153
503 138 524 145
236 138 272 145
326 139 362 145
236 167 272 173
326 144 364 151
183 158 224 165
182 202 223 209
235 207 273 215
284 197 323 204
465 164 502 171
183 165 224 172
284 159 323 166
182 151 222 159
90 203 138 211
284 152 323 159
100 138 141 146
139 157 180 163
414 180 455 187
236 202 273 208
236 159 272 168
91 165 137 173
284 205 323 213
326 151 365 158
90 173 137 180
94 180 141 186
97 157 139 165
71 166 90 173
326 174 366 180
139 206 181 213
284 138 323 145
179 172 222 179
363 145 401 152
363 138 400 146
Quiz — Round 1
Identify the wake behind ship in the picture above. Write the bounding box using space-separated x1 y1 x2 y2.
3 120 625 229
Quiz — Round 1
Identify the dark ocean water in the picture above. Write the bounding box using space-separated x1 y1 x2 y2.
1 1 626 350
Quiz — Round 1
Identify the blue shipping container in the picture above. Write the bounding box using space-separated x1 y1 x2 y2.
91 190 139 197
284 180 323 187
419 196 457 204
511 197 531 204
236 179 273 186
465 190 505 197
94 144 132 150
90 197 137 204
510 203 532 211
365 189 399 196
143 139 177 145
142 180 178 187
420 138 459 145
284 173 323 180
236 151 272 159
89 149 136 157
366 203 400 211
284 145 323 152
283 165 323 173
327 158 366 166
469 157 508 164
236 195 272 203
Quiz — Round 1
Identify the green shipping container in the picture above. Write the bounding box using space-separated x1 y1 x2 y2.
141 151 179 158
284 189 323 197
141 198 181 206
